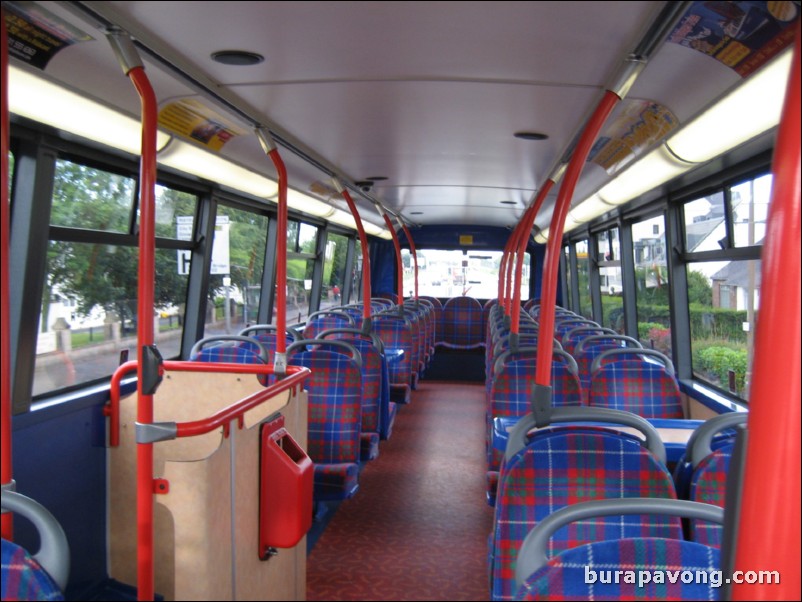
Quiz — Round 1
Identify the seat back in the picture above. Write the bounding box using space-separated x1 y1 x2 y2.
440 296 484 349
372 314 414 403
490 409 679 601
588 348 683 419
1 490 70 599
574 335 642 403
514 499 723 601
302 310 354 339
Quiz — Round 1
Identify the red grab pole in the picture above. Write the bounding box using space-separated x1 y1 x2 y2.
335 182 373 327
380 209 404 306
732 26 801 601
1 9 14 540
398 220 419 300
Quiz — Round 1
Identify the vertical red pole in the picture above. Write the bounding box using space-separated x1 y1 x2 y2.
1 9 14 540
267 148 288 357
535 91 619 385
127 65 158 602
732 26 801 601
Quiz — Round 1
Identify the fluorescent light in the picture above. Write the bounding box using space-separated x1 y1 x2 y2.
327 208 357 229
533 228 549 244
9 66 171 155
376 229 394 240
667 50 791 163
287 189 335 217
566 194 614 226
362 221 384 236
159 141 278 199
597 145 689 206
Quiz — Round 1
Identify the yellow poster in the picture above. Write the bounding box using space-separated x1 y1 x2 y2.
158 98 246 152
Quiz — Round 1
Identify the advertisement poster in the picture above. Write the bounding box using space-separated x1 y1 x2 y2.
667 1 800 76
588 100 679 175
159 98 246 152
3 1 93 70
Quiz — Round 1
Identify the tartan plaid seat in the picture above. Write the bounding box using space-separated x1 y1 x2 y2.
440 296 485 349
489 427 680 601
302 312 353 339
486 354 583 472
516 537 720 601
373 316 414 404
288 349 363 501
588 358 683 419
1 539 63 601
190 340 270 385
320 335 388 457
418 296 443 347
574 336 641 404
689 441 734 548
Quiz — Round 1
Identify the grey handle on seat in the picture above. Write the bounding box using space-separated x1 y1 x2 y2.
514 498 725 589
505 406 667 465
493 348 579 379
189 335 269 363
590 347 675 376
1 490 70 591
317 328 385 354
238 324 300 342
287 339 362 369
574 334 643 355
563 326 617 342
305 310 355 325
689 412 749 467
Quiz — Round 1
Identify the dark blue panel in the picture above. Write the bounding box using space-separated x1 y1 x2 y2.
12 399 109 597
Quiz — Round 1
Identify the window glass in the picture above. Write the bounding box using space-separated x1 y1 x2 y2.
687 259 759 399
401 249 528 300
731 174 771 248
632 215 671 355
562 246 572 311
684 191 727 251
597 228 623 330
575 240 592 319
154 185 198 239
320 233 348 309
350 244 363 304
286 257 315 325
205 204 268 335
50 160 135 232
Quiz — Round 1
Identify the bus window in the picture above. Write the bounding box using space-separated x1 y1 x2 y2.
597 227 623 331
205 203 268 336
683 172 765 400
632 215 671 356
575 240 592 319
320 232 349 309
286 221 318 325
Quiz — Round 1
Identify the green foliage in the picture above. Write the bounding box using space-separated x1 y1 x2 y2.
638 322 666 339
696 344 748 394
686 270 713 306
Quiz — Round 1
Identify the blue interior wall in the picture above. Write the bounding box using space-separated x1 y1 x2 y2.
12 393 110 598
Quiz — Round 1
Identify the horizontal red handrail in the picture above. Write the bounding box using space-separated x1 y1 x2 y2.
107 361 310 447
174 366 309 438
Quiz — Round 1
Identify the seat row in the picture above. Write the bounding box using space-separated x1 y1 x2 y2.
189 296 439 503
489 407 746 601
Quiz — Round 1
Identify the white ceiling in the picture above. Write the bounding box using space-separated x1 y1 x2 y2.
27 1 747 232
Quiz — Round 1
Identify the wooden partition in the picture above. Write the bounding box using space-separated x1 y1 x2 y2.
110 370 308 600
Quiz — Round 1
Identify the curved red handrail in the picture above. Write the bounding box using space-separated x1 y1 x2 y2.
732 25 801 601
382 212 404 306
535 91 619 386
510 182 554 334
106 361 310 447
399 221 419 300
1 8 14 540
340 188 372 322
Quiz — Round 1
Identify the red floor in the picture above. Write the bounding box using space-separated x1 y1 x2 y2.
307 381 493 601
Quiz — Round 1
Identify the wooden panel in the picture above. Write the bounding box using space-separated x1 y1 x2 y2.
110 370 307 600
